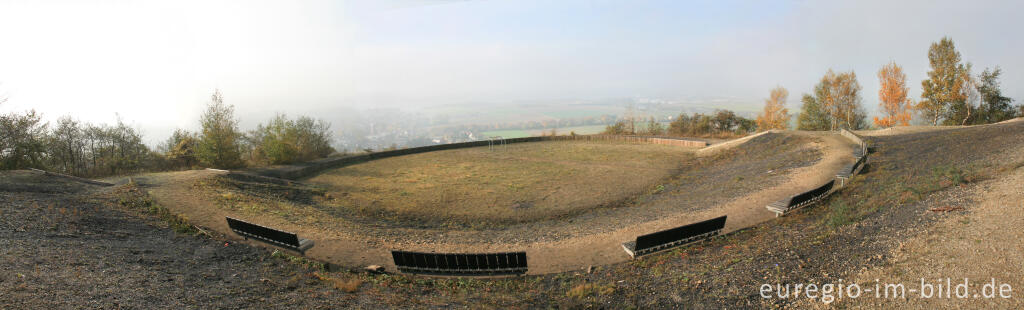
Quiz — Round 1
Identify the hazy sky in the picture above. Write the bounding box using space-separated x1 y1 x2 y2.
1 0 1022 143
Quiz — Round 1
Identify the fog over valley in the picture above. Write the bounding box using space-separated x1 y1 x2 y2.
1 0 1022 149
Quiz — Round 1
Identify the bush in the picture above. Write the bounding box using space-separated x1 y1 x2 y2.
197 90 245 169
246 114 334 165
2 111 156 177
667 109 755 137
0 110 47 170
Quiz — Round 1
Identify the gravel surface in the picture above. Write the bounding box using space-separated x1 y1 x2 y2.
0 172 363 309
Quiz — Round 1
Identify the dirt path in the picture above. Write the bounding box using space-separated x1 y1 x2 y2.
133 170 235 237
142 132 857 275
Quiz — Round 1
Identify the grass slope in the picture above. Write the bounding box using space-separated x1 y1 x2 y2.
306 140 696 227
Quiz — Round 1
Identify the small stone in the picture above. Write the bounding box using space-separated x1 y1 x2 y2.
364 265 384 273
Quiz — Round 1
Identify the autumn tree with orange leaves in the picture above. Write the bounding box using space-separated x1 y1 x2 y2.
756 86 790 131
874 62 913 128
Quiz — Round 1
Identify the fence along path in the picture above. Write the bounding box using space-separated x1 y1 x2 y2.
27 168 114 186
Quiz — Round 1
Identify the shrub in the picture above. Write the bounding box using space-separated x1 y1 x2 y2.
246 114 334 165
197 90 245 169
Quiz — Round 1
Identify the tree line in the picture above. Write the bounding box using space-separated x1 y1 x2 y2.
1 111 153 176
0 89 335 177
603 109 757 138
756 36 1020 132
606 37 1017 138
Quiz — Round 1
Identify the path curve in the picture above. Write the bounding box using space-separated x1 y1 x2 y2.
142 131 857 275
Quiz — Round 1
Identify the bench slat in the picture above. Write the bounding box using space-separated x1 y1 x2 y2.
622 216 727 258
391 251 528 276
226 217 314 254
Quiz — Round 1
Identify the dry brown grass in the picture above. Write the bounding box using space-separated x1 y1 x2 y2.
306 140 697 226
565 282 616 299
315 272 363 293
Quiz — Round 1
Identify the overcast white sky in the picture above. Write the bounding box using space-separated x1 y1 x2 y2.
1 0 1022 143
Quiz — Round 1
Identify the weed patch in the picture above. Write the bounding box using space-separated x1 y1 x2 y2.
314 272 362 293
117 185 197 235
825 200 853 228
932 165 967 186
566 282 615 299
271 250 326 271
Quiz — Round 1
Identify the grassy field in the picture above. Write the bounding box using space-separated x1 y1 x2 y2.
306 140 697 227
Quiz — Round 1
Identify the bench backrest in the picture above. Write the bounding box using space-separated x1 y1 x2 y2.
634 216 727 251
226 217 301 247
789 180 835 207
391 251 528 275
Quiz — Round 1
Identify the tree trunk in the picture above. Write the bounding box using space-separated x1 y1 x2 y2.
961 105 971 126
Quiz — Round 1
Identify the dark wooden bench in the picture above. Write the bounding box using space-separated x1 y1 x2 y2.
226 217 314 254
850 154 866 175
766 180 835 217
622 216 727 258
837 154 868 186
836 171 852 187
391 251 528 276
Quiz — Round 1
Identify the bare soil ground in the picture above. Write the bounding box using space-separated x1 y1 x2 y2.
827 164 1024 308
0 171 360 309
833 136 1024 308
4 121 1021 308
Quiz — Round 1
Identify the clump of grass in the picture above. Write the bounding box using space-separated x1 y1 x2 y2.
566 282 615 299
825 200 853 228
271 250 327 271
314 272 362 293
931 165 967 186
